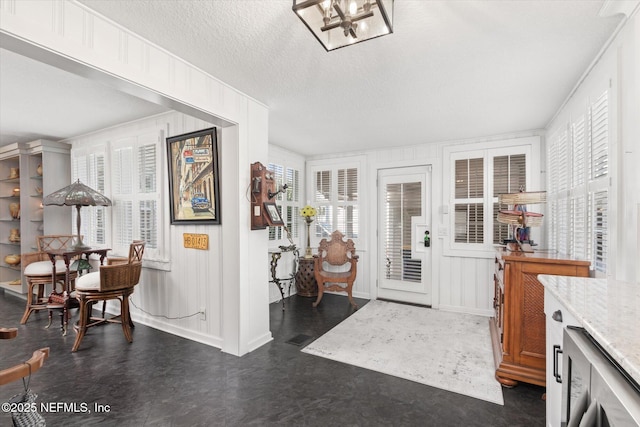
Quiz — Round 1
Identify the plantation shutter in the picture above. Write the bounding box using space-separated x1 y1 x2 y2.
138 144 158 248
113 146 134 248
267 163 301 242
588 90 609 274
592 191 608 272
311 165 360 240
337 167 358 238
110 136 160 256
492 154 526 244
73 151 107 246
591 92 608 179
267 163 285 240
286 167 300 238
570 115 587 260
314 170 332 238
547 88 609 274
454 158 483 243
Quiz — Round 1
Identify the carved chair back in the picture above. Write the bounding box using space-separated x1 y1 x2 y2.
316 230 357 271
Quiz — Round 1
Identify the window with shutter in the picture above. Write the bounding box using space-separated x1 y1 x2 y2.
111 137 161 258
73 131 163 262
267 163 301 244
73 150 108 246
310 161 360 241
446 142 532 254
454 158 483 243
547 88 609 274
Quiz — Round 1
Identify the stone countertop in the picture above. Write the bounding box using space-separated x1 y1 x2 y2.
539 275 640 386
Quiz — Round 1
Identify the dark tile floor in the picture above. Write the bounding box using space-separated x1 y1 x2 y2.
1 291 546 426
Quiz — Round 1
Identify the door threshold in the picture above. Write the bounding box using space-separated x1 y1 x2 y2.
377 298 432 309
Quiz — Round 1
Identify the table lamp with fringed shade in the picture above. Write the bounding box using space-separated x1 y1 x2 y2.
43 179 112 250
497 190 546 253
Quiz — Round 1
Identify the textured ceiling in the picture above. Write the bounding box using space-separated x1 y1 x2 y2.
1 1 626 156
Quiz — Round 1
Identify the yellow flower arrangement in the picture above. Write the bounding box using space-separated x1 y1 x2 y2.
300 205 317 219
300 204 316 258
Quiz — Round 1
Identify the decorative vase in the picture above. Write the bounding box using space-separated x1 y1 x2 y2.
12 187 20 197
4 254 20 266
9 167 19 179
36 164 43 176
9 202 20 219
304 216 314 259
9 228 20 243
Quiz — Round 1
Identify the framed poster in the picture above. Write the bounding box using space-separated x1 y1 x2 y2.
167 127 221 224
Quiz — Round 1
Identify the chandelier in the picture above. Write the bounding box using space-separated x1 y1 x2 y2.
293 0 394 51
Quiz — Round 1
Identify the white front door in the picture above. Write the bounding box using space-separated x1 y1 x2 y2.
377 166 432 306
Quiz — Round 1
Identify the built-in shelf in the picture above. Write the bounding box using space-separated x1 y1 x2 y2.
0 140 71 294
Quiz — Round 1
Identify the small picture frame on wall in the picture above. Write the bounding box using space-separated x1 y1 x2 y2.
167 127 221 224
264 202 284 226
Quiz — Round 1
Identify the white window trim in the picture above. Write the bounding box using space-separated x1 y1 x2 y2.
443 137 539 258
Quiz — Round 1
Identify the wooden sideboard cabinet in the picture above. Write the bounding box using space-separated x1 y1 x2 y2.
490 247 590 387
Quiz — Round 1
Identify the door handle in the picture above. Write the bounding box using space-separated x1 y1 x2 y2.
423 230 430 247
553 344 562 383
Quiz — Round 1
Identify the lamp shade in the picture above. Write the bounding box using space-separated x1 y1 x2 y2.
293 0 394 51
43 179 111 250
43 179 111 207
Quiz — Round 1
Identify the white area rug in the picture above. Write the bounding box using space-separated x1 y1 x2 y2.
302 300 504 405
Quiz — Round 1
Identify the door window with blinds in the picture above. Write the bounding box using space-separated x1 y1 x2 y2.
384 182 422 282
310 163 360 240
547 89 609 274
449 145 530 252
267 163 301 242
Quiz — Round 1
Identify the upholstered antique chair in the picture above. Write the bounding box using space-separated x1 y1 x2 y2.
313 230 359 308
20 235 80 324
71 241 145 352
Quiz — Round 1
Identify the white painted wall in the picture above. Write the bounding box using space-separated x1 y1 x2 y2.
0 0 272 355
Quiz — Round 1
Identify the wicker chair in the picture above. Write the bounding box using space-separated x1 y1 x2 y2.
313 230 359 308
20 235 80 324
71 241 145 352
